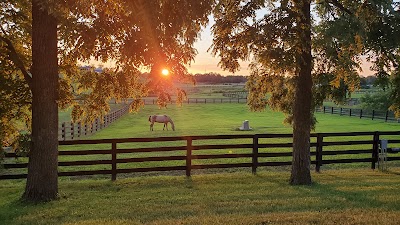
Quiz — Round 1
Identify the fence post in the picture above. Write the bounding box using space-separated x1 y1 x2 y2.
62 122 66 141
252 135 259 174
372 132 379 169
340 107 342 116
385 111 388 122
360 109 363 119
70 122 74 140
323 106 326 113
331 107 334 114
349 108 352 117
372 110 375 120
112 142 117 181
77 122 81 138
316 134 323 172
186 137 192 177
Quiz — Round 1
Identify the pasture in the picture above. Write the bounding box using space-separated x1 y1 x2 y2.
86 103 400 138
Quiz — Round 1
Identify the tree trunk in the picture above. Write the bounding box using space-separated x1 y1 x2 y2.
290 0 312 185
23 0 59 202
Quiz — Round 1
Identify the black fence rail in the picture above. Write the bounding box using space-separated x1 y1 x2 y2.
58 103 131 141
222 91 248 99
316 106 398 122
2 131 400 180
143 98 248 105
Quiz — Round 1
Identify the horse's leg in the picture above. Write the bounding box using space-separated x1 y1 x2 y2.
150 123 153 131
165 122 168 131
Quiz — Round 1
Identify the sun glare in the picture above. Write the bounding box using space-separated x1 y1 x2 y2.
161 69 169 76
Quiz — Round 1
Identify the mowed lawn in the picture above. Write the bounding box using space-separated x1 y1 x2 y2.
1 169 400 225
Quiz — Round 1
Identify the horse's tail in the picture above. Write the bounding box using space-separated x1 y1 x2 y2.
169 118 175 131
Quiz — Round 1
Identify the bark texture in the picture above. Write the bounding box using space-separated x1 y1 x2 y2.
290 0 312 185
23 0 59 202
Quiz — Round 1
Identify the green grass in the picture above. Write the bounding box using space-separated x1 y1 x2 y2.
1 169 400 224
90 103 400 138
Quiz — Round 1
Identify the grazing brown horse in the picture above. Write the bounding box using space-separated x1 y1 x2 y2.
148 115 175 131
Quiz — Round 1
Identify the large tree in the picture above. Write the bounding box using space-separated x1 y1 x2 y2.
1 0 214 202
211 0 400 185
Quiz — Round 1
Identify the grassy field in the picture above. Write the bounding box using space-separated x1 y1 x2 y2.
88 103 400 138
1 169 400 224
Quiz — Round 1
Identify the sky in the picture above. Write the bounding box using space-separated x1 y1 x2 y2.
187 21 252 76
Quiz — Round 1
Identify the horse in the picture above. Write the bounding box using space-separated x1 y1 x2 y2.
148 115 175 131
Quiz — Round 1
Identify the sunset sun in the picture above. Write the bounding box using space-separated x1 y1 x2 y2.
161 69 169 76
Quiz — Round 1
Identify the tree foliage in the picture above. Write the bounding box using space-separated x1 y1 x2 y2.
1 0 214 145
1 0 214 202
211 0 400 185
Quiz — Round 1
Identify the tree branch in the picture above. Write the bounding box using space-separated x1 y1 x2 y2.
325 0 353 15
0 28 33 89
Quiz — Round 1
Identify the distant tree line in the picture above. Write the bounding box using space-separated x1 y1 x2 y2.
193 72 247 84
360 75 377 89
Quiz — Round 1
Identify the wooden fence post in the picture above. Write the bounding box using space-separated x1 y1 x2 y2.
385 111 388 122
112 142 117 181
186 137 192 177
340 107 342 116
316 134 323 172
372 132 379 169
62 122 66 141
77 122 81 138
360 109 363 119
331 107 334 114
70 122 74 139
349 108 352 117
323 106 326 113
252 135 259 174
372 110 375 120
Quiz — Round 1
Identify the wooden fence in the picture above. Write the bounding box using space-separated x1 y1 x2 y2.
316 106 398 122
2 131 400 180
143 98 248 105
59 103 131 140
222 91 248 99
